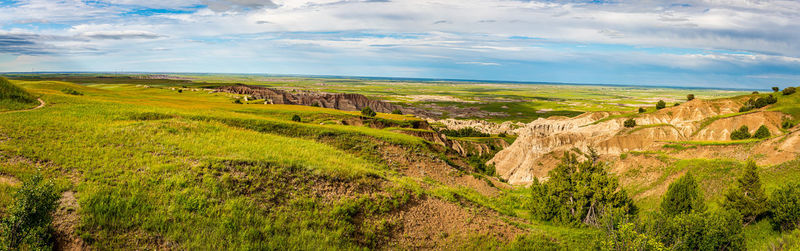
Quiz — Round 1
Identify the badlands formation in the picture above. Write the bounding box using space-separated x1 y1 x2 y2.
487 97 799 185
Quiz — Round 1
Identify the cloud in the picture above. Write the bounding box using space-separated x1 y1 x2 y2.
459 61 501 66
0 34 49 55
204 0 278 12
81 31 164 40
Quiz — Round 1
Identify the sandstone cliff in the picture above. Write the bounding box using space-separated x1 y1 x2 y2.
489 98 794 185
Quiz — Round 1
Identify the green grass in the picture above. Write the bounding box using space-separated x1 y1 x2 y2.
0 77 38 111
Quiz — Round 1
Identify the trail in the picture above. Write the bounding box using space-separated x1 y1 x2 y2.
0 98 45 114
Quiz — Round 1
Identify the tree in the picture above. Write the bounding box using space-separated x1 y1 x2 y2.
723 160 768 225
291 114 301 122
784 87 797 95
661 173 706 216
623 118 636 128
687 94 695 101
770 183 800 231
773 87 780 92
361 107 376 117
0 174 60 250
730 125 751 140
656 100 666 110
530 149 637 226
753 125 771 139
638 107 646 113
178 89 183 93
391 109 402 115
753 91 760 94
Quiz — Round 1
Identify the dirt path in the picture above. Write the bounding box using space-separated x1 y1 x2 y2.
0 98 45 114
53 190 88 251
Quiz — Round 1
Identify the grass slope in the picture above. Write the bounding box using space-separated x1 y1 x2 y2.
0 77 38 111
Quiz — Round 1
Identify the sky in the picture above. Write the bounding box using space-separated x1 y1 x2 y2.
0 0 799 89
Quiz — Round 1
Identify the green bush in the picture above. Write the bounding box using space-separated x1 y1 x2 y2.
529 149 637 226
623 118 636 128
673 102 680 107
730 125 751 140
660 172 706 216
753 125 771 139
0 174 60 250
783 119 796 129
360 107 376 117
783 87 797 95
773 87 780 92
723 160 768 224
687 94 695 101
656 100 666 110
0 77 36 104
391 109 402 115
638 107 646 113
753 91 760 94
60 88 84 96
234 98 243 104
739 95 777 112
439 128 489 137
770 183 800 231
291 114 301 122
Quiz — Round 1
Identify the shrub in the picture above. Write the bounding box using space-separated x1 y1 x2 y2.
361 107 376 117
391 109 402 115
740 95 777 112
498 132 507 138
439 128 489 137
773 87 780 92
657 209 744 250
770 183 800 231
234 98 243 104
60 88 83 96
178 89 183 93
661 172 706 216
730 125 751 140
638 107 646 113
754 125 771 139
723 160 768 224
784 87 797 95
687 94 695 101
753 91 760 94
623 118 636 128
0 76 36 104
656 100 666 110
530 149 637 226
784 119 797 129
0 174 60 250
291 114 301 122
311 102 320 107
674 102 680 107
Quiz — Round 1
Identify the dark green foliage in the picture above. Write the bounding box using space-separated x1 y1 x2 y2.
784 87 797 95
753 91 760 94
311 102 320 107
773 87 780 92
656 100 666 110
601 222 666 251
723 160 768 224
360 107 376 117
498 132 507 138
60 88 84 96
739 95 777 112
783 119 797 129
391 109 402 115
178 89 183 93
529 149 637 226
439 127 490 137
234 98 243 104
770 183 800 232
660 173 706 216
291 114 301 122
623 118 636 128
674 102 680 107
468 154 495 176
687 94 695 101
0 76 36 104
753 125 771 139
730 125 751 140
0 174 60 250
638 107 645 113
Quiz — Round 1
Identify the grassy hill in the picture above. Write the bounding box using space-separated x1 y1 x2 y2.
0 77 38 111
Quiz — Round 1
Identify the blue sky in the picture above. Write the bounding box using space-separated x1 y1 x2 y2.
1 0 799 89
